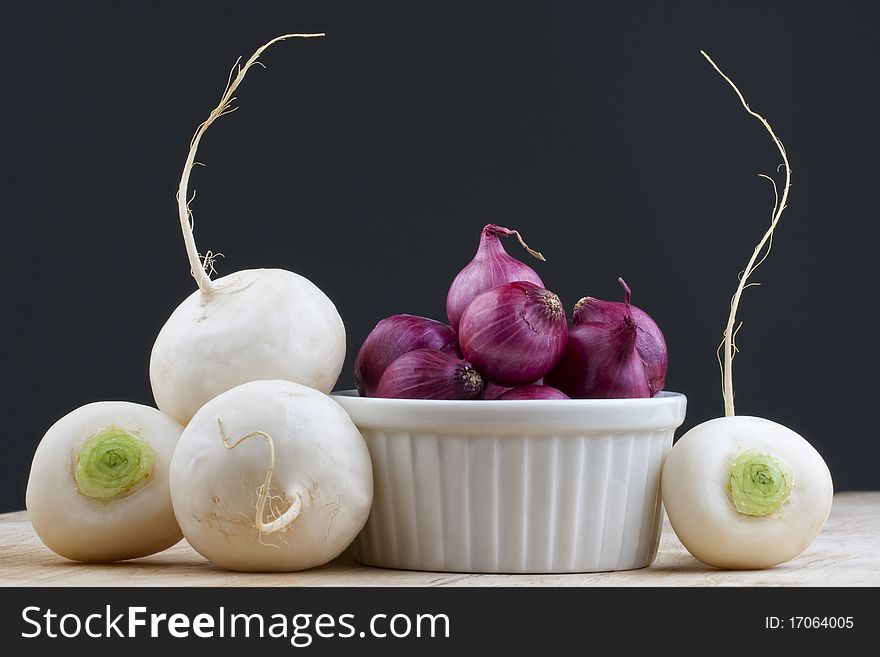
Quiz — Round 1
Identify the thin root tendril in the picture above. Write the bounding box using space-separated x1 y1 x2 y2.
177 33 325 296
217 418 302 537
702 50 792 418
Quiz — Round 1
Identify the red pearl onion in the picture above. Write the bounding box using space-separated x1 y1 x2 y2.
446 224 545 331
483 379 545 399
355 315 460 397
376 349 485 400
572 278 668 394
459 281 568 386
495 385 569 400
483 382 513 400
546 279 667 399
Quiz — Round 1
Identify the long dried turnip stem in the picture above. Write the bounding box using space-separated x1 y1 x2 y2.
178 33 325 296
701 50 792 418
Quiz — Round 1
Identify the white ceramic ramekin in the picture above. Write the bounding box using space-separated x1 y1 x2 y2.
332 391 686 573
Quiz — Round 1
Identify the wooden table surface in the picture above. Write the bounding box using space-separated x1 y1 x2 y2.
1 492 877 587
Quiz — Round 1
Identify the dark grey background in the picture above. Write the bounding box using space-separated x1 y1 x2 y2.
1 1 877 512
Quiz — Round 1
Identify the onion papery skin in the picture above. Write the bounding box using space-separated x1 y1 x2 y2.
495 385 569 400
458 281 568 386
574 295 667 395
446 224 544 332
546 319 652 399
376 349 485 400
355 315 460 397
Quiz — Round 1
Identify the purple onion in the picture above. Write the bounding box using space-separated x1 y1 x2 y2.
573 279 667 393
446 224 545 331
459 281 568 386
546 279 667 399
483 378 545 399
483 382 513 399
495 384 569 400
376 349 485 400
355 315 460 397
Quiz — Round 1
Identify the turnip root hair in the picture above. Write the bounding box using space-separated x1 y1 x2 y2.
217 419 302 539
702 51 792 417
177 34 325 296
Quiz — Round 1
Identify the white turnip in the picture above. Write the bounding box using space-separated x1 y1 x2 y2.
662 417 831 569
661 52 833 570
26 402 183 562
150 34 345 425
169 380 373 572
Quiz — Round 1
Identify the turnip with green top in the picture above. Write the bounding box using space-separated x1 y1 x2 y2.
26 402 183 562
661 52 833 570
